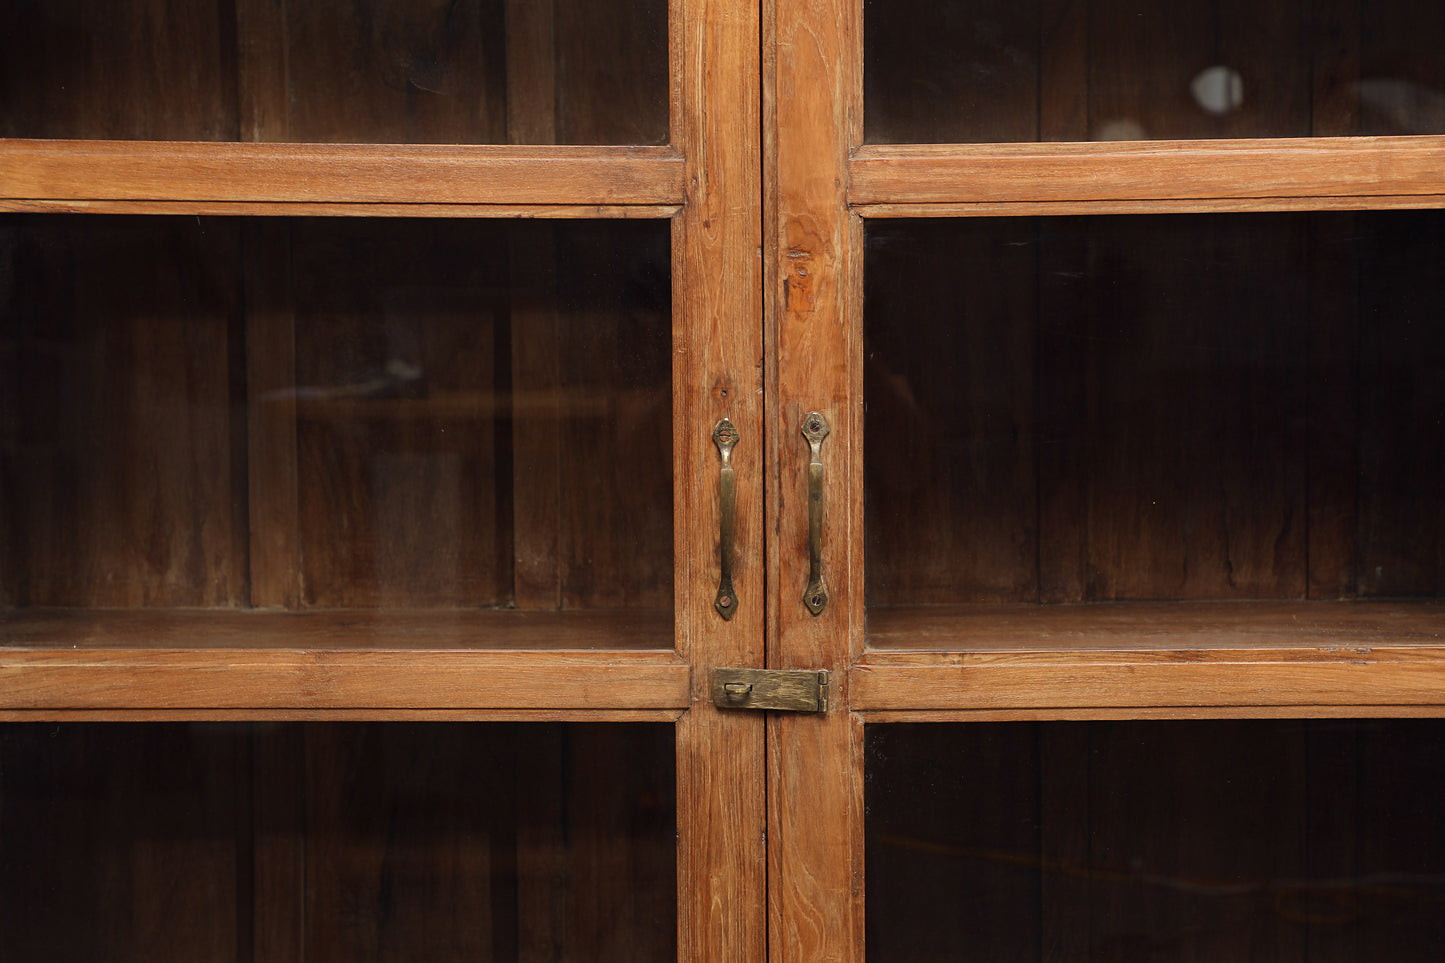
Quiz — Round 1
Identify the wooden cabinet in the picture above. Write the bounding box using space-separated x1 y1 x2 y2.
4 0 1445 959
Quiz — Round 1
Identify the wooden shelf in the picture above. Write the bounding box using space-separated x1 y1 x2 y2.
858 601 1445 713
0 608 684 713
868 600 1445 652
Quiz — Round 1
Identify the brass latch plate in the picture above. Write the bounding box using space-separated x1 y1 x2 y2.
711 668 829 713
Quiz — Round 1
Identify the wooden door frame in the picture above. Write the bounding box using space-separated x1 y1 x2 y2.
765 1 1445 961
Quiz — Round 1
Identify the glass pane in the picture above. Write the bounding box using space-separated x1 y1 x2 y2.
0 722 676 960
867 720 1445 961
0 0 667 144
864 212 1445 648
865 0 1445 143
1 216 673 647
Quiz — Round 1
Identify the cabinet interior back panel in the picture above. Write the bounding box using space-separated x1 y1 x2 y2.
0 0 667 144
863 211 1445 608
0 722 676 962
866 720 1445 961
0 215 672 615
864 0 1445 143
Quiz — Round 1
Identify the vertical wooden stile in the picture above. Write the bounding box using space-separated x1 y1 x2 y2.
674 0 767 957
770 0 865 959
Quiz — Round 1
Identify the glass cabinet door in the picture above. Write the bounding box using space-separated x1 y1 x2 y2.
770 0 1445 960
0 1 763 960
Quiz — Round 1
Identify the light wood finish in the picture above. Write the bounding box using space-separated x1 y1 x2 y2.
0 656 686 713
858 706 1445 722
849 137 1445 206
0 708 684 722
0 607 672 649
853 648 1445 712
0 141 685 205
2 200 682 217
869 601 1445 651
769 0 866 959
674 0 767 958
854 195 1445 219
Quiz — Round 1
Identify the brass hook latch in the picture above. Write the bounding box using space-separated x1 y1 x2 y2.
711 668 829 713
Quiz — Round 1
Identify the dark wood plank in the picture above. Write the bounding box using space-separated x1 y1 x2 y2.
863 219 1038 605
867 600 1445 651
1038 0 1089 142
555 222 673 610
244 219 302 608
0 724 249 960
291 218 508 608
553 0 669 145
1081 214 1308 600
1306 212 1361 598
1083 721 1308 962
0 0 237 140
864 723 1043 960
0 216 245 608
508 223 564 610
280 0 507 144
862 0 1041 144
1355 210 1445 597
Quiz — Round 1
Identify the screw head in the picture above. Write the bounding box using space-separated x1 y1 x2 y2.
810 594 823 607
718 596 732 608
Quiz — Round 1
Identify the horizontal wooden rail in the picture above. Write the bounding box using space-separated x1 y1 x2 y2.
849 135 1445 208
851 648 1445 712
0 140 686 206
0 649 690 711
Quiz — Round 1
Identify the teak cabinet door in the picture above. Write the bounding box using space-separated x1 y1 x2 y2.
768 0 1445 960
0 1 763 960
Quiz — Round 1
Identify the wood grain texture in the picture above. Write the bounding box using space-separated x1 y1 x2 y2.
0 607 674 649
0 708 685 723
868 601 1445 651
1 200 684 218
0 142 685 205
0 215 245 608
849 137 1445 206
853 647 1445 711
0 723 250 960
674 0 768 958
0 0 239 141
244 220 301 608
770 0 865 959
854 195 1445 218
0 651 688 712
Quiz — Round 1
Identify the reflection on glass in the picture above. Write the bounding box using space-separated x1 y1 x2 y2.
0 722 677 960
867 721 1445 962
864 212 1445 615
0 217 672 632
0 0 668 144
865 0 1445 143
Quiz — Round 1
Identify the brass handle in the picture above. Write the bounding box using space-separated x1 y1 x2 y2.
713 419 739 619
801 412 830 615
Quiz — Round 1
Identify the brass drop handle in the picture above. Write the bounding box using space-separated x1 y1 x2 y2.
713 419 739 620
801 412 830 616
